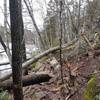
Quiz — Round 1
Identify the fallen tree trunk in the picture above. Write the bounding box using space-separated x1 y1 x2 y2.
0 73 52 90
0 39 77 81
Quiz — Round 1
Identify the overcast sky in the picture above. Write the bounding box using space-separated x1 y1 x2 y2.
0 0 50 30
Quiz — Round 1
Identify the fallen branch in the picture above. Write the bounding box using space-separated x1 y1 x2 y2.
0 68 11 71
0 51 5 53
0 62 10 66
82 34 93 50
0 58 31 67
65 90 78 100
0 39 77 81
0 73 52 90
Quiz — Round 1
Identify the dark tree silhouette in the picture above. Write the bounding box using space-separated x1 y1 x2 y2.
9 0 24 99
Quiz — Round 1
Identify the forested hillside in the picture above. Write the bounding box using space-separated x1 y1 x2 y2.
0 0 100 100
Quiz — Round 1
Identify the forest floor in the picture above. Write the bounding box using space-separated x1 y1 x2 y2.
22 50 100 100
9 50 100 100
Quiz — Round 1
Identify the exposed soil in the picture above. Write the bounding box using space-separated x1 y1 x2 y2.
9 51 100 100
8 50 100 100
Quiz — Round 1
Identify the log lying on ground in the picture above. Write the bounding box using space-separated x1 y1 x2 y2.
0 39 77 81
94 49 100 57
0 73 52 90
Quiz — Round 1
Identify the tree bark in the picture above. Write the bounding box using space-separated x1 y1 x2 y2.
9 0 24 99
0 73 52 91
59 0 64 84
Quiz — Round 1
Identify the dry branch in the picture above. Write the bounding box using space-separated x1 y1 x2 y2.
0 73 52 90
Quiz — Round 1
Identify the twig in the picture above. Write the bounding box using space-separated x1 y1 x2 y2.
65 91 77 100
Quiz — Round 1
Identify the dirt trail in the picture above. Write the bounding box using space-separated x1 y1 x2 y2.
20 54 100 100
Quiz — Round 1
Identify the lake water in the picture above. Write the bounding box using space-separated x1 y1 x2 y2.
0 43 37 79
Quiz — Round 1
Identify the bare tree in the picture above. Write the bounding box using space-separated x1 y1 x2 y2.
9 0 24 99
59 0 64 84
4 0 11 64
24 0 45 50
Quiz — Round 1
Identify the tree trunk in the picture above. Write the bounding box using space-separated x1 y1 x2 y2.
4 0 12 64
21 23 26 62
0 73 52 91
21 15 27 76
9 0 24 99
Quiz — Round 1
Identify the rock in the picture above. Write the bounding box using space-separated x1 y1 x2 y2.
49 57 60 70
